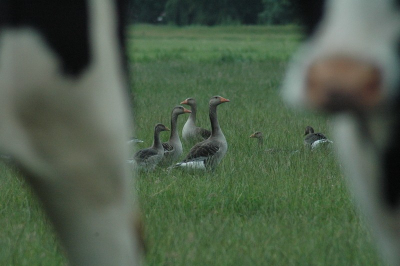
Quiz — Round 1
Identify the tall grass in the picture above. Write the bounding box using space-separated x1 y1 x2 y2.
0 24 384 265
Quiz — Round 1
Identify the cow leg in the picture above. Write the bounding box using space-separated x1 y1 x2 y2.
0 2 141 266
333 114 400 266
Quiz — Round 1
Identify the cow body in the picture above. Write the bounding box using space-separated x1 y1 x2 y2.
283 1 400 265
0 1 141 265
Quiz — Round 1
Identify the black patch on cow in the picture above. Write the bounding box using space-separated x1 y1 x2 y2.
293 1 325 37
379 18 400 209
116 0 136 101
382 96 400 209
0 1 90 77
116 0 129 77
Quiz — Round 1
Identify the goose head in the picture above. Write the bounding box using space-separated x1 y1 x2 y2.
155 123 170 133
172 105 191 116
180 98 196 107
304 126 315 136
250 131 264 146
210 95 230 106
249 131 263 139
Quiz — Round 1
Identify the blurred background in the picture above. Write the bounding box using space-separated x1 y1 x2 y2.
128 0 297 26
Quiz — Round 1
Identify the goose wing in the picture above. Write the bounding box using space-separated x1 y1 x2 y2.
135 148 158 161
162 142 174 152
185 141 219 161
305 133 327 144
314 132 327 140
196 127 211 139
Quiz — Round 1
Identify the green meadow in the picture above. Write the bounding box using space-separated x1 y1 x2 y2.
0 24 384 265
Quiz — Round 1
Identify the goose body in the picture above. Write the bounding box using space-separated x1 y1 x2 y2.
175 96 229 171
160 106 191 166
180 98 211 142
304 126 333 150
129 123 169 171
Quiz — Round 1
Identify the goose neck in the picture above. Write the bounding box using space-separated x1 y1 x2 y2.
209 104 221 135
153 129 162 148
189 104 197 123
169 113 180 140
258 137 264 147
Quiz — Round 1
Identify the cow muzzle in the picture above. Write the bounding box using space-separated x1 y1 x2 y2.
306 57 382 113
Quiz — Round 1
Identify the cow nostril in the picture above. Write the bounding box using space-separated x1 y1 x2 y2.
306 57 382 112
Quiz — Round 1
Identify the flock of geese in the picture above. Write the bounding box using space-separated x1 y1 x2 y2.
128 95 333 172
129 95 230 171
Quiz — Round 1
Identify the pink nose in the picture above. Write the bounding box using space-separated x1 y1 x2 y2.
306 57 382 112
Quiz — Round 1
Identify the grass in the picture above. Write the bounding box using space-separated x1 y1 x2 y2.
0 24 384 265
128 24 300 63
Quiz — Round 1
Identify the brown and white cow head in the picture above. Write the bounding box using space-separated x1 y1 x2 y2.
284 1 400 113
283 1 400 265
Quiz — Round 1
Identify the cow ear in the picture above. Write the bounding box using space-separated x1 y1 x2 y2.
293 0 326 37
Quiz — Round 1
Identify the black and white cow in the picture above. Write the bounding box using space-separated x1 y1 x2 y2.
0 1 141 265
283 1 400 265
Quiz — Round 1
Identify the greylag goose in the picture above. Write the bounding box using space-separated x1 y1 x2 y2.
180 97 211 142
250 131 264 147
304 126 333 150
174 96 230 170
160 106 191 166
129 123 170 171
250 131 299 154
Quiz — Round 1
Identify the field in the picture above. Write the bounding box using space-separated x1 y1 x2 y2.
0 24 384 265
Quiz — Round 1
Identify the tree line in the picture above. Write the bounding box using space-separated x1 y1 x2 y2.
129 0 300 26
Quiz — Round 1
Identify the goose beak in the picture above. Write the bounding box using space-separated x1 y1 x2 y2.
183 108 192 113
180 99 188 104
220 97 230 103
249 133 255 138
165 126 170 131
